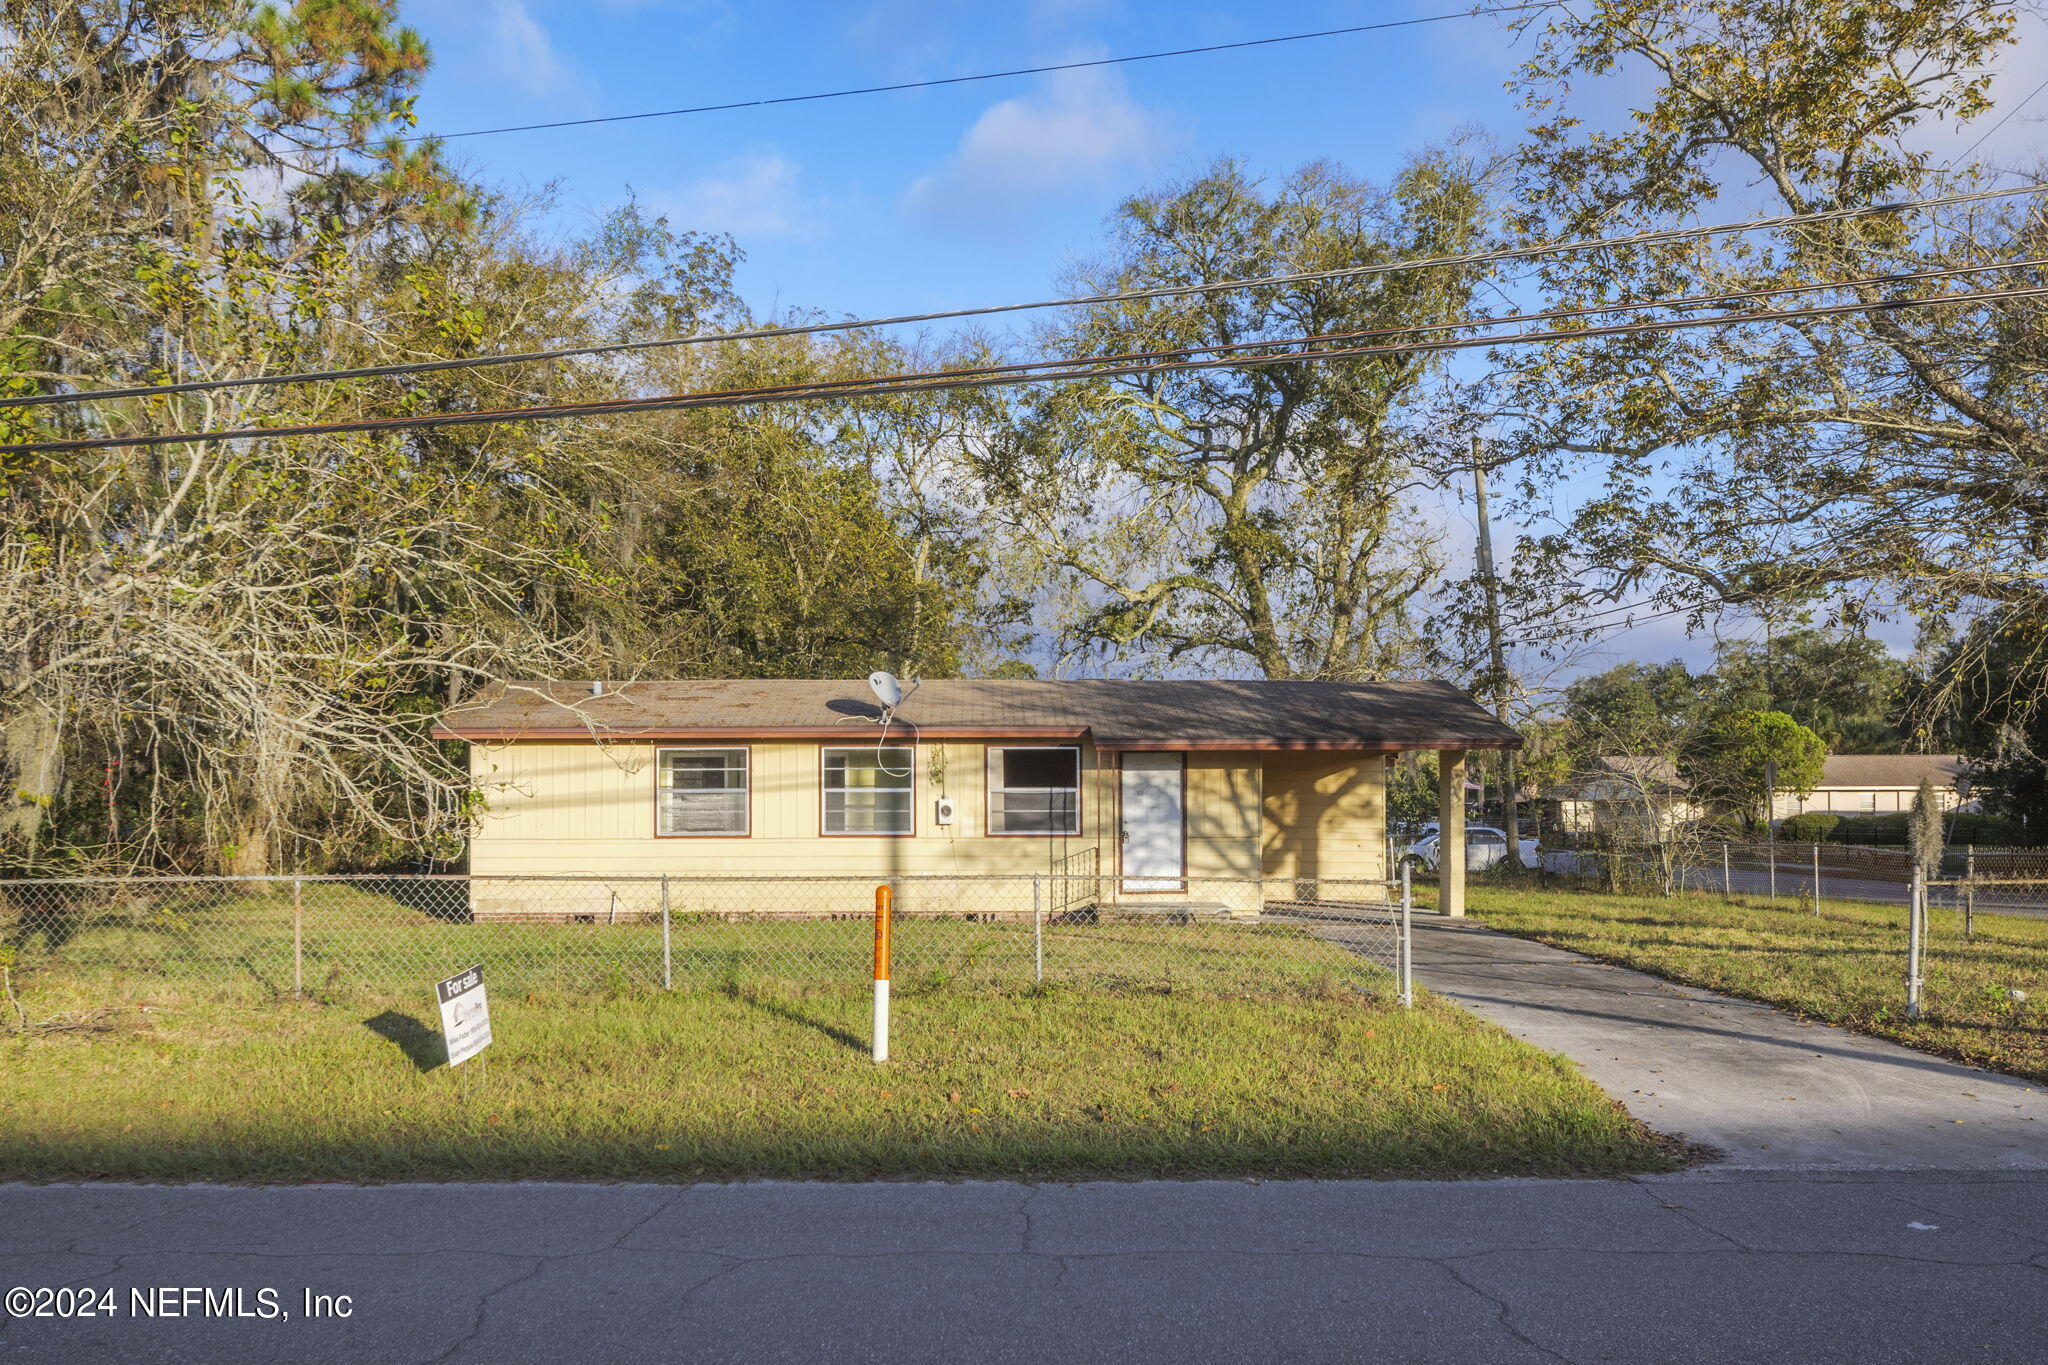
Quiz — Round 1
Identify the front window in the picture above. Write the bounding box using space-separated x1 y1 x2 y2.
658 748 748 835
988 746 1081 835
824 747 914 835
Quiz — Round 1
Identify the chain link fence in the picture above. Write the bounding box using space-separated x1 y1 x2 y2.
0 873 1410 1014
1533 841 2048 922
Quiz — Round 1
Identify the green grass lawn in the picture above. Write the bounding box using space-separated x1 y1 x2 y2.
1468 883 2048 1083
0 884 1686 1182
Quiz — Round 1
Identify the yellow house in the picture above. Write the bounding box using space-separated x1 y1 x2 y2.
434 679 1519 919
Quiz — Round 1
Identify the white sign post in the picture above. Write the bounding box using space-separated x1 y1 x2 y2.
435 964 492 1068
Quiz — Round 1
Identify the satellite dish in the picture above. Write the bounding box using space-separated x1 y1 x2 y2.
867 671 903 710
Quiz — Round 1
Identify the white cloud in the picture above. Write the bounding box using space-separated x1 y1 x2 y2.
660 151 820 240
903 64 1178 226
489 1 569 97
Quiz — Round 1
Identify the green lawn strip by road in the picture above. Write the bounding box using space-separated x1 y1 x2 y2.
1469 885 2048 1084
2 984 1683 1183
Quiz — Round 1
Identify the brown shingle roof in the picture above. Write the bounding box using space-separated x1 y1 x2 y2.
432 678 1522 751
1814 754 1961 789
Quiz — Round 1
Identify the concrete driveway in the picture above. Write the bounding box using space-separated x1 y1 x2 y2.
1409 916 2045 1169
5 1173 2047 1364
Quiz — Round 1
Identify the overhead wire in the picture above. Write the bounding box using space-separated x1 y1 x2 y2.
381 5 1558 145
7 277 2045 457
11 181 2046 412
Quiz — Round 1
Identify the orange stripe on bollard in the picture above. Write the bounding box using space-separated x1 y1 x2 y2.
874 884 892 981
873 884 892 1063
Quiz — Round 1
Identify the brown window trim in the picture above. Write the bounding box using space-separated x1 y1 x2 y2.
983 743 1084 838
819 743 917 838
653 744 752 839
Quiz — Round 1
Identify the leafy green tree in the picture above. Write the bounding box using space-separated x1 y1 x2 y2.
1563 661 1706 739
1489 0 2048 725
975 153 1495 679
0 6 994 873
1708 629 1911 752
1678 710 1828 829
1933 609 2048 834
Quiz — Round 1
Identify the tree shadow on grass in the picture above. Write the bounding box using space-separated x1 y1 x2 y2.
364 1011 444 1072
726 990 865 1053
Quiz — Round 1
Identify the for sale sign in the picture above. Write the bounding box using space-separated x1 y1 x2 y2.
435 964 492 1067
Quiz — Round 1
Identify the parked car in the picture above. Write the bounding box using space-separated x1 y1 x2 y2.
1400 824 1539 872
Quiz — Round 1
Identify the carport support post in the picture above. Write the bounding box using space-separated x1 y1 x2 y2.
292 877 303 997
1438 749 1467 918
661 875 672 990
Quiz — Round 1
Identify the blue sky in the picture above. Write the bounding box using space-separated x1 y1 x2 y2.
403 0 1532 318
395 0 2048 685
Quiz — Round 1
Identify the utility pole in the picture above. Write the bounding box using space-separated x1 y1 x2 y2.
1471 435 1520 861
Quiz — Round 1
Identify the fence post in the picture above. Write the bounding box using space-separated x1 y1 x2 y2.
1723 841 1731 896
1032 874 1044 986
1399 861 1414 1009
1768 840 1777 901
1965 845 1976 941
661 875 673 991
1907 865 1925 1020
1812 842 1821 914
292 876 304 998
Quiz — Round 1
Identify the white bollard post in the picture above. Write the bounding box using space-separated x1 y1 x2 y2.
873 884 892 1063
1907 866 1925 1021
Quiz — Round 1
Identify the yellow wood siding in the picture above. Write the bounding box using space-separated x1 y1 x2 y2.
466 742 1383 917
469 739 1111 878
1259 754 1388 883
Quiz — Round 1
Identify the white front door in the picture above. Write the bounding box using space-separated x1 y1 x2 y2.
1120 753 1186 892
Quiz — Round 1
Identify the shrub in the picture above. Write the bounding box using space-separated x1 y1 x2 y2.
1779 812 1840 843
1944 813 2026 846
1831 814 1910 844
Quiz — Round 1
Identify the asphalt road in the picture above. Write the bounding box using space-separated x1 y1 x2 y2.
5 1172 2048 1364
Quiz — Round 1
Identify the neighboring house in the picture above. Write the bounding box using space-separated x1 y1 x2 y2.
1550 753 1969 833
1771 754 1970 820
433 678 1520 919
1550 756 1700 837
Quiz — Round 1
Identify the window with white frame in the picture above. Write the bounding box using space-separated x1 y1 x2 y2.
823 747 914 835
657 748 749 835
988 746 1081 835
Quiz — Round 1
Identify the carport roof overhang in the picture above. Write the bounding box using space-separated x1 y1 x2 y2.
430 678 1524 751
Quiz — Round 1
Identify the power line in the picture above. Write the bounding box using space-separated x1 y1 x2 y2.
8 279 2044 457
388 5 1555 145
1952 72 2048 165
39 253 2035 431
15 181 2043 413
